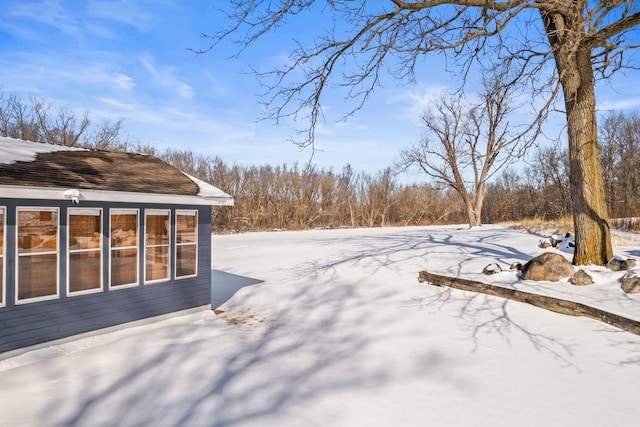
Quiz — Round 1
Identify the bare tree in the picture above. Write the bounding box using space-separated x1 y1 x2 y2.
33 100 90 146
0 91 126 150
599 111 640 217
530 145 571 219
199 1 640 264
84 118 128 150
400 71 532 227
0 92 41 142
483 169 524 223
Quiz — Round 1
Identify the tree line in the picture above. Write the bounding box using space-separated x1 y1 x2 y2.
484 111 640 224
1 92 638 232
200 1 640 266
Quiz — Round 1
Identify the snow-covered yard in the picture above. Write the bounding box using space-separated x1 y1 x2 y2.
1 225 639 426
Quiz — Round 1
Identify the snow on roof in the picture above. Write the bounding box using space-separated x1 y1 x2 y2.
182 172 233 200
0 136 233 206
0 136 86 165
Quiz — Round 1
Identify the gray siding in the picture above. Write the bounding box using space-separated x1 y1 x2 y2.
0 199 212 354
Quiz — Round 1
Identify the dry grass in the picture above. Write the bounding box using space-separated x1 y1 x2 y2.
498 216 640 247
611 233 640 247
497 216 574 237
611 217 640 233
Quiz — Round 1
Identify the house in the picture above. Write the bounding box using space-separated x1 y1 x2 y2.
0 136 233 355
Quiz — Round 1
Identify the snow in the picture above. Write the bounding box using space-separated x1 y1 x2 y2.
1 225 639 426
0 136 85 164
182 172 233 200
0 137 232 203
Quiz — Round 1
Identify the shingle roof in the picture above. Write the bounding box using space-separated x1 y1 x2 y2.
0 137 233 205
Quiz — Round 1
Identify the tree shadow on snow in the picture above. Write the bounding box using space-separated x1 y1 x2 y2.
39 266 460 426
407 286 584 371
301 227 536 278
31 228 605 426
625 249 640 258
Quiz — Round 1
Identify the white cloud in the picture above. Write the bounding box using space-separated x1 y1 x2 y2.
0 54 136 96
203 70 233 97
94 97 136 111
389 83 449 126
598 97 640 112
8 0 82 37
48 62 136 92
140 55 195 100
86 0 157 30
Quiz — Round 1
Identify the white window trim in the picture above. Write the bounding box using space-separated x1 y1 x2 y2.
0 206 5 307
175 209 198 280
144 209 171 284
109 208 140 290
67 208 103 296
15 207 60 304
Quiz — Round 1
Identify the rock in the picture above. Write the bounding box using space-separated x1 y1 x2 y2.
521 252 575 282
570 269 594 286
482 263 502 275
550 233 564 247
558 235 575 249
538 238 552 249
607 256 637 271
620 273 640 294
510 262 523 271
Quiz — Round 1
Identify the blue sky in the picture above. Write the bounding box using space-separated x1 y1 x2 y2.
1 1 640 179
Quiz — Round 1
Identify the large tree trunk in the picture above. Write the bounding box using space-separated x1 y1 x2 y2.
564 51 613 265
467 206 481 227
541 10 613 265
460 190 482 227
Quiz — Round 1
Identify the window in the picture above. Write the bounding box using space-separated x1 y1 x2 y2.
110 209 139 288
0 207 5 306
145 209 170 283
68 208 102 295
16 207 59 302
176 210 198 278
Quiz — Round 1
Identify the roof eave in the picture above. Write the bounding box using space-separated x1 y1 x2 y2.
0 185 234 207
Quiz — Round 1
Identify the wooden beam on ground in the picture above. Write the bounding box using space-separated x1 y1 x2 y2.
418 270 640 336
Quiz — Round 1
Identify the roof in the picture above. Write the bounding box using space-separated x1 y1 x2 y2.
0 137 233 206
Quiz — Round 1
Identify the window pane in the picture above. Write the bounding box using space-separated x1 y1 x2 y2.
111 213 138 248
69 251 101 293
177 213 197 243
176 244 197 277
18 254 57 299
111 248 138 287
1 207 4 305
0 207 4 250
18 209 58 254
70 212 101 250
146 246 169 281
146 214 169 245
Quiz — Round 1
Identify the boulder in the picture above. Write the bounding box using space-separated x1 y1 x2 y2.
482 263 502 275
550 233 564 247
521 252 575 282
538 238 552 249
510 262 523 271
620 273 640 294
569 269 594 286
607 256 637 271
558 235 575 249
